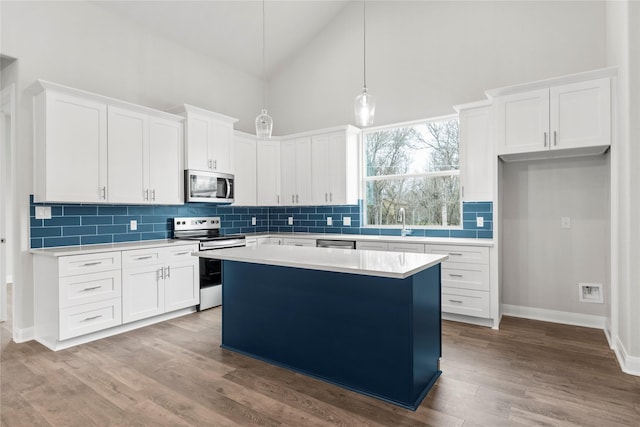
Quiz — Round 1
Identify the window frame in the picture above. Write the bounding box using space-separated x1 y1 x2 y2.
360 114 462 229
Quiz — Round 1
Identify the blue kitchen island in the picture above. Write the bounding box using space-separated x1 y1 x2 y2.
195 245 448 410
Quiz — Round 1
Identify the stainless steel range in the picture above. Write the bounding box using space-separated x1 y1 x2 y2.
173 217 245 310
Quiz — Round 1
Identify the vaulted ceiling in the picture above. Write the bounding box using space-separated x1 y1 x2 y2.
94 1 352 80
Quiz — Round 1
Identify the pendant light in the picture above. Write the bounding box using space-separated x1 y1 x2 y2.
255 0 273 139
354 0 375 127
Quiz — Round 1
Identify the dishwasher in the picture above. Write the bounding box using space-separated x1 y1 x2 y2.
316 239 356 249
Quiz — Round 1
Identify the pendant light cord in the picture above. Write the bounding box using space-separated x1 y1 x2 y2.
363 0 367 91
262 0 267 110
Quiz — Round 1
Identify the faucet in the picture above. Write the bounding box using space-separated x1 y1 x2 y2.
397 208 411 236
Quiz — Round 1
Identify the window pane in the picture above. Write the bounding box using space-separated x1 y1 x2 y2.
365 118 459 176
366 175 460 227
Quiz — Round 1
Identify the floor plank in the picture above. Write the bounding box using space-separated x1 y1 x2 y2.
2 307 639 426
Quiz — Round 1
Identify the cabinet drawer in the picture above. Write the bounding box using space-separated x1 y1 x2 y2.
165 244 198 262
283 238 316 247
122 248 164 268
59 270 122 308
428 245 489 265
387 242 425 253
356 241 389 251
59 297 122 340
59 252 121 277
441 264 490 291
442 288 490 318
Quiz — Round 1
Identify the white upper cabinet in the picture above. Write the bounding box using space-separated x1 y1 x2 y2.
233 131 257 206
491 71 612 160
107 106 148 204
108 108 183 205
280 137 312 206
456 101 493 202
177 104 238 174
257 139 281 206
33 87 108 203
311 128 359 205
30 80 184 205
148 117 184 204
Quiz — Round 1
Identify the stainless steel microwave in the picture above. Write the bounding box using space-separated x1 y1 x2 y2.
185 170 234 203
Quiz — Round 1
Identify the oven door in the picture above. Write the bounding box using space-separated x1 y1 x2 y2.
185 170 234 203
199 256 222 310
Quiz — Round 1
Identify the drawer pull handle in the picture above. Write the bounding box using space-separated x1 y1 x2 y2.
83 261 102 267
135 256 153 260
448 299 463 304
175 251 191 256
448 253 463 256
83 315 102 322
82 286 101 292
165 266 171 278
448 274 463 278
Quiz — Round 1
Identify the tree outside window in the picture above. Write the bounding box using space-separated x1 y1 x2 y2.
364 117 460 227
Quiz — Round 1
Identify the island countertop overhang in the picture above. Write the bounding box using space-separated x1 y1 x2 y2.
194 245 448 279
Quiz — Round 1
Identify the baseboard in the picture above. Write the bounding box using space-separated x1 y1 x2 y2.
13 326 35 343
501 304 606 329
442 312 495 328
614 336 640 376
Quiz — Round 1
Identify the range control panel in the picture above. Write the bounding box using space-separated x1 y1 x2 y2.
173 217 221 231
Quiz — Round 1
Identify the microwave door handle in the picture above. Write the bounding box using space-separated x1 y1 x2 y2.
226 179 231 199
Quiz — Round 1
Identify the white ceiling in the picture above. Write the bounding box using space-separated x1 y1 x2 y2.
94 1 351 79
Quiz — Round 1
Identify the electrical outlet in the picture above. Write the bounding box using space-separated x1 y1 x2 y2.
476 216 484 227
130 220 137 231
35 206 52 219
251 217 257 226
561 217 571 229
578 283 603 303
327 217 333 226
288 217 293 225
343 216 351 226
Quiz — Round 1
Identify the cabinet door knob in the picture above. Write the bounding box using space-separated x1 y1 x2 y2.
296 194 299 203
543 132 548 147
554 130 557 146
152 189 156 201
101 186 106 199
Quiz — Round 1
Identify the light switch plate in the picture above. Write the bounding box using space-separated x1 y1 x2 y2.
476 216 484 227
288 217 294 225
251 217 257 226
327 217 333 226
343 216 351 226
35 206 52 219
130 220 137 231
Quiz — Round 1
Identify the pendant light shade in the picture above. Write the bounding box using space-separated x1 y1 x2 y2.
256 0 273 139
355 87 375 127
354 0 375 127
255 108 273 139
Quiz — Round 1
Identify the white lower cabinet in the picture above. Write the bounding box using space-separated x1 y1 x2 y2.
122 244 198 323
33 243 199 350
426 244 492 320
34 251 123 347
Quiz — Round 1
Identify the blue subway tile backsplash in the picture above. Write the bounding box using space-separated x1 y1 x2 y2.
30 195 492 248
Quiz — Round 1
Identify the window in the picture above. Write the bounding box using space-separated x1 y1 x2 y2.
363 116 460 227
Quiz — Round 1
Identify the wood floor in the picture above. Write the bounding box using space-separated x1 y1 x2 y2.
1 307 639 426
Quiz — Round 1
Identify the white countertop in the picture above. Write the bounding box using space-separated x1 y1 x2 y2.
195 245 448 279
245 232 493 247
29 239 198 257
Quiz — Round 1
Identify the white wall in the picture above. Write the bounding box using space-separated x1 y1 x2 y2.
501 156 610 317
269 1 607 135
0 0 263 337
606 0 640 369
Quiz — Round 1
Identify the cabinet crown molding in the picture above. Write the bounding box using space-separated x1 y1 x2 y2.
485 66 618 99
28 80 184 121
171 104 238 124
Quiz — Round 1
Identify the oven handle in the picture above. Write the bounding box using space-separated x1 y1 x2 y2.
200 239 246 250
